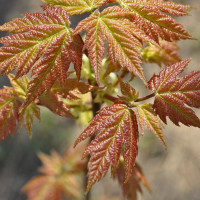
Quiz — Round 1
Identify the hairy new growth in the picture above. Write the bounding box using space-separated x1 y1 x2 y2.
0 0 199 199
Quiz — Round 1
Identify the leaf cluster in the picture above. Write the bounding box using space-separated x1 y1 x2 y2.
0 0 199 199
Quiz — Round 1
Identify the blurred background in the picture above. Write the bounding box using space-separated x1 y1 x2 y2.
0 0 199 199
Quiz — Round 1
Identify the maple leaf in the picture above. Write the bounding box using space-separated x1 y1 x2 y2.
74 6 157 84
8 74 41 137
114 159 151 200
8 74 29 100
0 88 21 141
39 78 96 117
116 0 192 43
143 0 192 17
148 59 200 127
39 92 71 117
142 40 181 67
0 5 83 108
137 103 166 148
52 78 96 100
41 0 112 15
74 103 139 192
18 103 41 138
23 145 86 200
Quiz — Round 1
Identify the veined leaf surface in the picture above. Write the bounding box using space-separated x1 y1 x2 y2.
39 92 71 117
115 160 151 200
137 103 166 147
75 104 139 192
116 0 192 43
0 88 21 141
74 6 157 84
149 59 200 127
0 6 83 108
8 74 41 137
41 0 112 15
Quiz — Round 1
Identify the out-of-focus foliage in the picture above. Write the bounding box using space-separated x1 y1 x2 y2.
23 145 86 200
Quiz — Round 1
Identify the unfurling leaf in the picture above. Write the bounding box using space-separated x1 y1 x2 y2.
114 159 151 200
119 77 139 102
137 103 166 148
18 103 41 138
142 40 181 67
23 145 86 200
52 78 96 100
41 0 112 15
149 59 200 127
74 104 139 192
8 74 41 137
0 5 83 109
8 74 29 100
0 88 21 141
39 92 71 117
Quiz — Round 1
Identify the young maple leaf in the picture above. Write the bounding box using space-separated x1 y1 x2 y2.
8 74 41 138
115 0 192 43
119 77 139 102
39 92 72 117
8 74 29 100
23 145 86 200
41 0 112 15
52 78 96 100
137 103 166 148
74 6 157 84
0 5 83 109
74 103 139 192
18 103 41 138
142 40 181 67
114 159 151 200
0 88 21 141
39 78 96 117
148 59 200 127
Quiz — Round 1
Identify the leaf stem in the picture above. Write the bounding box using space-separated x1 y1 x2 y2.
104 94 119 103
135 93 155 102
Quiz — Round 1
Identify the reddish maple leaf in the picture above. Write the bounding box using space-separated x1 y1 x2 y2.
0 88 21 141
74 104 139 192
114 159 151 200
74 6 157 84
41 0 112 15
38 92 71 117
8 74 41 138
52 78 96 100
116 0 192 43
137 103 166 148
119 77 139 102
0 5 83 108
149 59 200 127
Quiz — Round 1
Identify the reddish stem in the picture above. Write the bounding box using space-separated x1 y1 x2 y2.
135 93 155 102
